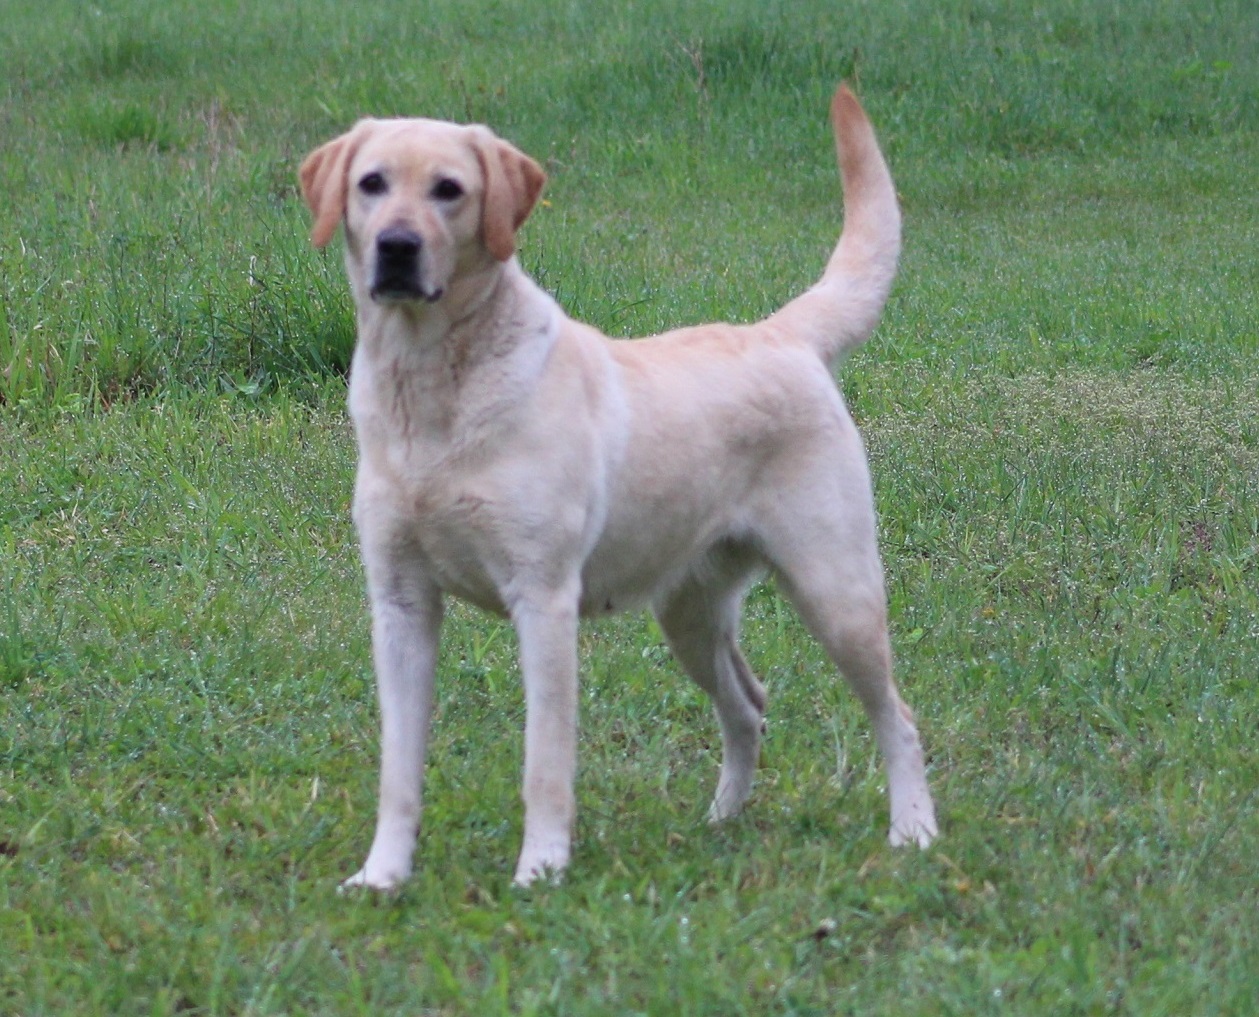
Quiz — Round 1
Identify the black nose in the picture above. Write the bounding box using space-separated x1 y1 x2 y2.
371 227 426 301
376 226 422 265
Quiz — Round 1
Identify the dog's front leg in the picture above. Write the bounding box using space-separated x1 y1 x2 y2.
344 570 444 891
510 591 580 885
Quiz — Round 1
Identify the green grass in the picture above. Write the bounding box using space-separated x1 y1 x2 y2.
2 0 1258 1013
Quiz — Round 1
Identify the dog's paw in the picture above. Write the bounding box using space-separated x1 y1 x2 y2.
705 795 748 825
339 862 410 894
706 769 754 824
512 839 570 887
888 809 939 850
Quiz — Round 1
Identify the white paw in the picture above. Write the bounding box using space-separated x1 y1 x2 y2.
339 860 410 893
706 795 747 825
889 807 939 849
706 771 754 824
512 839 570 887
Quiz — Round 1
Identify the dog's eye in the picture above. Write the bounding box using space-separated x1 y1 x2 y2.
358 172 388 196
431 178 465 201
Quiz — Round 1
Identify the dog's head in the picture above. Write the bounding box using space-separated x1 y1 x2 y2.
299 118 546 305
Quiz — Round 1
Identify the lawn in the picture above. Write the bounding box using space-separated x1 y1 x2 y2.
2 1 1257 1014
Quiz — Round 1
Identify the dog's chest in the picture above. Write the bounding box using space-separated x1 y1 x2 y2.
356 436 523 614
414 498 510 612
409 473 518 612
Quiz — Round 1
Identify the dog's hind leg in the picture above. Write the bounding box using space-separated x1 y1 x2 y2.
653 555 767 822
759 492 938 848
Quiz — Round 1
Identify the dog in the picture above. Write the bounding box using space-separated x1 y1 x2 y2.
299 84 938 888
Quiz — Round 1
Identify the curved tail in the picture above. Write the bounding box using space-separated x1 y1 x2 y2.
766 85 901 362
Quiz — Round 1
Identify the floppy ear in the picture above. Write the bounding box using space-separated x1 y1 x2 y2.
299 123 369 249
471 128 547 261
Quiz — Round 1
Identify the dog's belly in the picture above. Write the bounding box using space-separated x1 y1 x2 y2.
417 522 695 619
576 518 730 617
577 559 664 616
418 521 693 619
372 452 746 619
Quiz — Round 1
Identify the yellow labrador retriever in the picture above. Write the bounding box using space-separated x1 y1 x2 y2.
300 85 938 888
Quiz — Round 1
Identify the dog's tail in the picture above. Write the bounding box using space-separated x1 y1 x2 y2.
766 85 901 363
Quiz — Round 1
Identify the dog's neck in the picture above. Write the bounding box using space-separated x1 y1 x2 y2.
348 258 559 445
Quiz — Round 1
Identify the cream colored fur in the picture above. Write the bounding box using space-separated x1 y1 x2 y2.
300 85 938 889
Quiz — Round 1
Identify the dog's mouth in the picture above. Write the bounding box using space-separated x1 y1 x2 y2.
370 278 444 304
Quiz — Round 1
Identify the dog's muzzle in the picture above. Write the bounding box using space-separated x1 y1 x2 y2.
371 226 442 303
